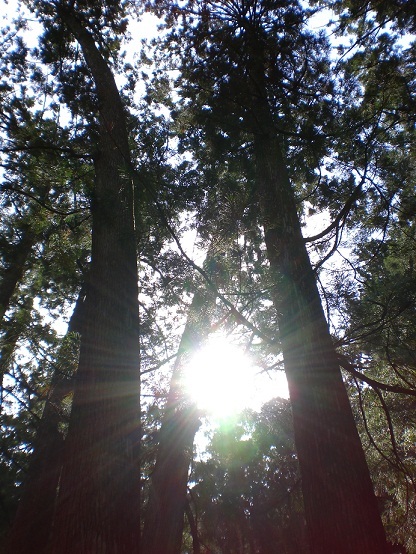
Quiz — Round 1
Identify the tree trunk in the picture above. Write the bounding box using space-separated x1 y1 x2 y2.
47 8 141 554
0 297 33 408
142 407 200 554
185 498 201 554
236 25 389 550
0 226 36 323
141 282 215 554
254 128 389 553
5 288 85 554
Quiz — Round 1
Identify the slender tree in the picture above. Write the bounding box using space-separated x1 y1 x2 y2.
142 254 216 554
5 289 84 554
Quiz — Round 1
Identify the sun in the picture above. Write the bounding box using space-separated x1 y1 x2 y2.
182 336 289 419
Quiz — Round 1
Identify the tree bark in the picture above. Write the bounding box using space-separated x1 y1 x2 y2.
141 282 215 554
235 23 389 550
5 288 85 554
254 127 389 553
185 498 201 554
47 8 141 554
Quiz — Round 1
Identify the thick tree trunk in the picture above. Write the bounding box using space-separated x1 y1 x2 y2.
141 283 214 554
254 129 389 553
5 289 85 554
238 26 389 550
47 9 141 554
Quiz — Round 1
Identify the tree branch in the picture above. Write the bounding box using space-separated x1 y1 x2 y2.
339 355 416 397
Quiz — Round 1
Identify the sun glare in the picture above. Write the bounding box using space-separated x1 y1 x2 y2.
183 337 289 419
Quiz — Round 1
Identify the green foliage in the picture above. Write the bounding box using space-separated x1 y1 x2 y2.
186 400 307 553
1 0 416 551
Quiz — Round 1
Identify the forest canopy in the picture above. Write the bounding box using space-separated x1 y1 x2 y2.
0 1 415 553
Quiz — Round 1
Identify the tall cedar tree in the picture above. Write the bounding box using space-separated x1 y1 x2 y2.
18 4 143 553
317 0 416 547
158 1 390 551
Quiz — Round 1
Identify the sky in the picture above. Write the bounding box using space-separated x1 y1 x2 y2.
3 0 364 428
